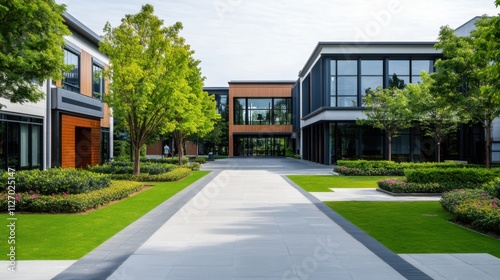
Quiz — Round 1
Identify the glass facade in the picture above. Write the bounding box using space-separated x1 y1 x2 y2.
327 58 435 108
63 49 80 93
234 136 288 156
234 98 292 125
92 64 104 99
101 128 110 163
0 114 43 171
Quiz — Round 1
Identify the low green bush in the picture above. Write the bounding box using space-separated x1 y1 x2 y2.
141 157 189 165
378 179 443 193
334 166 405 176
194 157 207 164
108 168 191 182
483 177 500 199
405 168 495 189
87 162 176 175
186 162 201 171
2 168 110 195
140 168 191 182
0 181 144 213
441 189 500 234
335 160 478 176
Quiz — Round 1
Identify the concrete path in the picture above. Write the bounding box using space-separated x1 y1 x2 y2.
5 158 500 279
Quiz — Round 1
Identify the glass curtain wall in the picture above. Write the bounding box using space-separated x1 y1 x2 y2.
234 98 292 125
234 136 288 156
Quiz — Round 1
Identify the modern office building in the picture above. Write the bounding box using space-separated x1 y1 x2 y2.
294 42 485 165
228 81 295 157
0 12 112 171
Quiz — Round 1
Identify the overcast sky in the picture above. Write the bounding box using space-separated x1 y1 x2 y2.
58 0 499 87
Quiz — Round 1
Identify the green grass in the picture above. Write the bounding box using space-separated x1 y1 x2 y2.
0 171 209 260
287 175 402 192
327 201 500 258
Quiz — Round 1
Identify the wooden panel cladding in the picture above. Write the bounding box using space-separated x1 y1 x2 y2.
61 114 101 168
229 84 293 98
100 103 111 128
147 140 163 156
80 50 93 97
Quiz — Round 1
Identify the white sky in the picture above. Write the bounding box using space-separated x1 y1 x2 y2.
57 0 500 87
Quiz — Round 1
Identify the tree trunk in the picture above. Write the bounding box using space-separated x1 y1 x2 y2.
437 141 441 163
486 122 491 169
133 144 141 176
387 132 392 161
176 134 185 166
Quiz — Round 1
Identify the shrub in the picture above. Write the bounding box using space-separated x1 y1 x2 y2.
87 162 176 175
378 179 442 193
195 157 207 164
405 168 495 189
141 157 189 165
186 162 201 171
0 181 144 213
483 177 500 199
2 168 110 195
334 166 404 176
140 168 191 182
441 189 500 234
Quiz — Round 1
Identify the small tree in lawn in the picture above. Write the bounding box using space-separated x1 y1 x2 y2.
100 4 188 175
433 15 500 168
0 0 71 108
357 87 412 161
171 55 219 166
406 72 458 162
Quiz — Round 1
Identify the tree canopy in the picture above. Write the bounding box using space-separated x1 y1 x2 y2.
0 0 70 108
358 86 413 161
101 4 217 174
433 16 500 168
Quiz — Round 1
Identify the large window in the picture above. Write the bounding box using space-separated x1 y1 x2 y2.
411 60 434 84
233 98 292 125
388 60 410 88
234 136 288 156
63 49 80 93
337 60 358 107
92 64 104 99
361 60 383 95
101 128 110 164
0 114 43 171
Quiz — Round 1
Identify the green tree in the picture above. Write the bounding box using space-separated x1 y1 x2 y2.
358 87 412 161
171 55 219 165
407 72 458 162
100 4 188 175
433 16 500 168
0 0 70 108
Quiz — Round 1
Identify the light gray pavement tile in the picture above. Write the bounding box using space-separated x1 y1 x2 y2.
400 254 500 280
0 261 76 280
311 188 442 201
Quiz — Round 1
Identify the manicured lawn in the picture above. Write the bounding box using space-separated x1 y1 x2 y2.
327 201 500 258
0 171 209 260
287 175 402 192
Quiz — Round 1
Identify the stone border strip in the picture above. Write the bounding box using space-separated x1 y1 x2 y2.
52 171 219 280
282 176 433 280
376 188 443 197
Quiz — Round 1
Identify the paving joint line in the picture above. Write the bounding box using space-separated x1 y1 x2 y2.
52 171 220 280
282 175 434 280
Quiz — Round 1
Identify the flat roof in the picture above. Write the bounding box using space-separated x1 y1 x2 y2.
299 41 438 78
63 12 103 45
228 80 296 85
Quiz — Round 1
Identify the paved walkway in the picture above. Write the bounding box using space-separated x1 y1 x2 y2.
3 158 500 279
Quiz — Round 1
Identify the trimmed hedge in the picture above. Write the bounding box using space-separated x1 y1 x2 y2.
334 160 478 176
405 168 495 189
87 162 177 175
0 181 144 213
377 179 443 193
334 166 404 176
194 157 207 164
106 168 191 182
141 157 189 165
441 189 500 234
1 168 110 195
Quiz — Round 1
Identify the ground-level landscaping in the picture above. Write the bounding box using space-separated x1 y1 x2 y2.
0 171 209 260
287 175 402 192
327 201 500 258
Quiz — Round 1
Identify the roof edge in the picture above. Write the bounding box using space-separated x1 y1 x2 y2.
63 12 103 45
